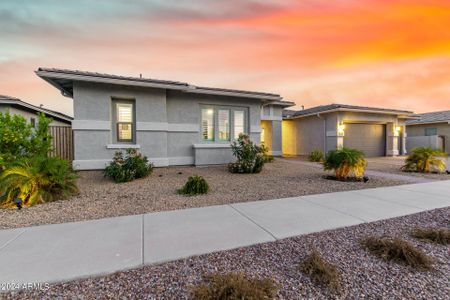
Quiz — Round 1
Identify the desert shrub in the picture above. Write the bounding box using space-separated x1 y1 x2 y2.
190 272 277 300
228 134 265 173
0 112 53 167
401 147 447 173
323 148 366 180
309 149 325 162
0 156 78 208
104 149 153 183
411 228 450 245
261 143 274 163
299 249 341 294
361 236 433 270
178 175 209 196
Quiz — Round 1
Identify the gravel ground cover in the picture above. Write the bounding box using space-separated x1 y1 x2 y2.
0 160 408 229
6 207 449 299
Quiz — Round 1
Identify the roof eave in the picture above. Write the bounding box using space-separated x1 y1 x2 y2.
290 107 414 119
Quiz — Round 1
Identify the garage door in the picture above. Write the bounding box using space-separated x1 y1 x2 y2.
343 123 386 157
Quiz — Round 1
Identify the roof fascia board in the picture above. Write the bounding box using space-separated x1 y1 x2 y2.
184 88 281 101
36 71 188 91
407 120 450 126
1 99 72 122
291 107 413 119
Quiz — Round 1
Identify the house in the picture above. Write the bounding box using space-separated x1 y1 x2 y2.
406 110 450 154
282 104 416 157
36 68 294 170
0 95 72 126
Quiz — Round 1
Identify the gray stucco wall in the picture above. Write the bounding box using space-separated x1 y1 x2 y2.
407 122 450 154
71 82 263 170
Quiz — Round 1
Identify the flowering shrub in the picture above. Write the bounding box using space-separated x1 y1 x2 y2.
104 149 154 182
228 134 265 173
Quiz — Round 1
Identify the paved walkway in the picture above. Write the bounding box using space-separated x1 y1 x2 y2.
0 181 449 287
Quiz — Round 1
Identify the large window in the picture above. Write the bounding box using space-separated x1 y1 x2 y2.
202 108 214 141
201 106 247 142
113 100 135 143
234 110 245 139
218 110 230 141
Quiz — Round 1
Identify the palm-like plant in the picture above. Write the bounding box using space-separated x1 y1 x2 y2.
323 148 367 180
0 156 78 207
402 147 447 173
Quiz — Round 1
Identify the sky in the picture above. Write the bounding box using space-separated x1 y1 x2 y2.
1 0 450 116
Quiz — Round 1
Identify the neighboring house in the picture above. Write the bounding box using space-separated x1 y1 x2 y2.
36 68 294 170
0 95 72 126
406 110 450 154
282 104 416 157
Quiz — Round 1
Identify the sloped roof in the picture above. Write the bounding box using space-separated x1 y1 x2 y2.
287 103 413 118
406 110 450 125
0 95 72 123
36 68 285 102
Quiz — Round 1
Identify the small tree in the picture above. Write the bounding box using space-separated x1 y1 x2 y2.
323 148 366 180
401 147 447 173
228 134 265 173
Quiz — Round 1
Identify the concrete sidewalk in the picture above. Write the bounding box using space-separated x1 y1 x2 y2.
0 181 449 286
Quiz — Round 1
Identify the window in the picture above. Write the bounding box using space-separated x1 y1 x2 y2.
234 110 245 139
30 117 36 128
201 106 247 142
425 128 437 136
201 108 214 141
218 110 230 141
114 101 134 143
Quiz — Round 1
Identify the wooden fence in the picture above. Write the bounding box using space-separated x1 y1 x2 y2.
49 126 74 161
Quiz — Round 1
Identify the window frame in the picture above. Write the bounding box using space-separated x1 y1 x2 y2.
424 128 437 136
112 99 136 144
199 105 248 143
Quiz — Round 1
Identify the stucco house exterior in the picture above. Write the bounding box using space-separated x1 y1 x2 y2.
0 95 72 126
406 110 450 154
282 104 416 157
36 68 293 170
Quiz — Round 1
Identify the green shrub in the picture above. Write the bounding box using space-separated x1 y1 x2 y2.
361 236 433 270
0 156 78 208
104 149 154 183
261 143 274 163
228 134 265 173
0 112 53 167
178 175 209 196
323 148 366 180
401 147 447 173
190 272 277 300
411 228 450 245
309 149 325 162
299 249 341 294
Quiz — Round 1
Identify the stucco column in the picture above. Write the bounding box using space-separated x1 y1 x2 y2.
386 122 400 156
270 120 282 156
325 122 344 151
401 125 407 155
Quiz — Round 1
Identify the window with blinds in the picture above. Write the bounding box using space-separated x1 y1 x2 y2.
201 108 214 141
234 110 244 139
218 110 230 141
115 102 134 142
201 106 247 142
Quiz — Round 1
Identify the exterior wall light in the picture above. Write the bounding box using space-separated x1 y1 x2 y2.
337 123 345 136
395 126 401 133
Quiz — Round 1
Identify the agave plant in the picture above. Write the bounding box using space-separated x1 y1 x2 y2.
0 156 78 208
401 147 447 173
323 148 367 180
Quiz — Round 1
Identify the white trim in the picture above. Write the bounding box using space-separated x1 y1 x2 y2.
168 123 199 132
106 144 141 149
193 143 231 149
72 120 110 130
136 122 168 131
261 115 282 121
168 156 194 165
73 159 111 170
250 125 262 133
